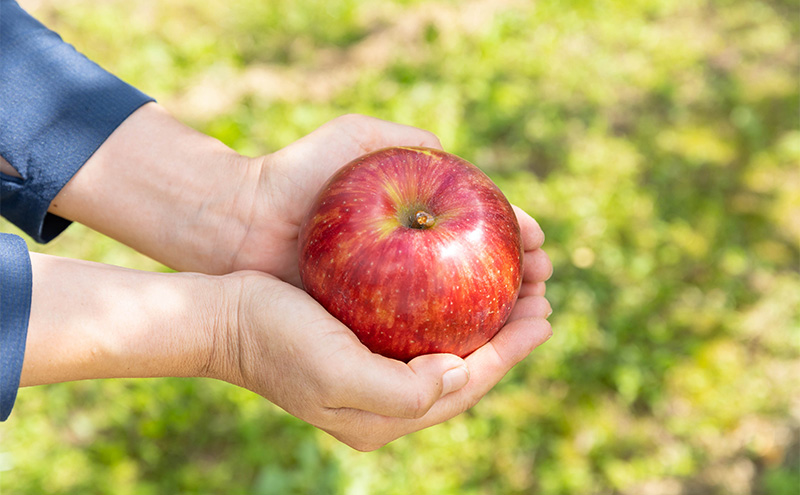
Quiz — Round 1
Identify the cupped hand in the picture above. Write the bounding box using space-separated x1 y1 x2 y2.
230 114 443 286
213 205 553 451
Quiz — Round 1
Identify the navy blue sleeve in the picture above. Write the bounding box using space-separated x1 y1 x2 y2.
0 0 154 243
0 233 32 421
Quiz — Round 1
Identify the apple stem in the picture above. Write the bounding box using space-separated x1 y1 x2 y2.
410 210 436 229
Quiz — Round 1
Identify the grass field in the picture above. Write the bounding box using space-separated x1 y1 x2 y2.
2 0 799 493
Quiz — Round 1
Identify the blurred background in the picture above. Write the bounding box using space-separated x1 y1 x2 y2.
2 0 798 493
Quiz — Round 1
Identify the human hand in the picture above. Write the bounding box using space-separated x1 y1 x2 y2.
50 108 443 278
50 106 539 290
208 206 552 451
230 114 444 285
20 204 551 451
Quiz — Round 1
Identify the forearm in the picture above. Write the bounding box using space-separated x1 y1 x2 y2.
48 103 262 274
20 253 223 387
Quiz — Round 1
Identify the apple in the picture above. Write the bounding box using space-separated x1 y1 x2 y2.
298 146 523 361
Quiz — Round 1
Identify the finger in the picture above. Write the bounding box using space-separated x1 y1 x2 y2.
507 295 552 322
472 319 552 400
519 281 547 298
318 318 552 451
470 317 553 374
326 114 443 153
270 114 445 205
369 117 443 151
512 205 544 250
326 351 468 420
524 248 553 283
405 317 552 429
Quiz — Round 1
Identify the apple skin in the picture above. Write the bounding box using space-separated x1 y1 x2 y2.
298 146 523 361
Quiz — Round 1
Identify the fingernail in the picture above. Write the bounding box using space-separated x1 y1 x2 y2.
441 366 470 397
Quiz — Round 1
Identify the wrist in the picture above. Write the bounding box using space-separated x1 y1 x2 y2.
49 103 262 274
119 271 227 381
21 254 226 386
196 271 271 387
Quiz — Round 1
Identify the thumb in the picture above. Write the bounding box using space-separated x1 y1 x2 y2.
331 352 469 419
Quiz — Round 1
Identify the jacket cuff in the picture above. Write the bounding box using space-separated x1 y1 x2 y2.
0 233 32 421
0 0 154 242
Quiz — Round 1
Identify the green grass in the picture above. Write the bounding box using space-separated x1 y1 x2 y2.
2 0 799 493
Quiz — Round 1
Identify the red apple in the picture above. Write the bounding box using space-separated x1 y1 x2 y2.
298 146 523 361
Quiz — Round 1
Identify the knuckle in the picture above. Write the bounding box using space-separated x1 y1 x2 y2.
317 380 350 411
534 296 551 315
422 130 440 145
348 438 385 452
336 113 369 125
336 429 392 452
